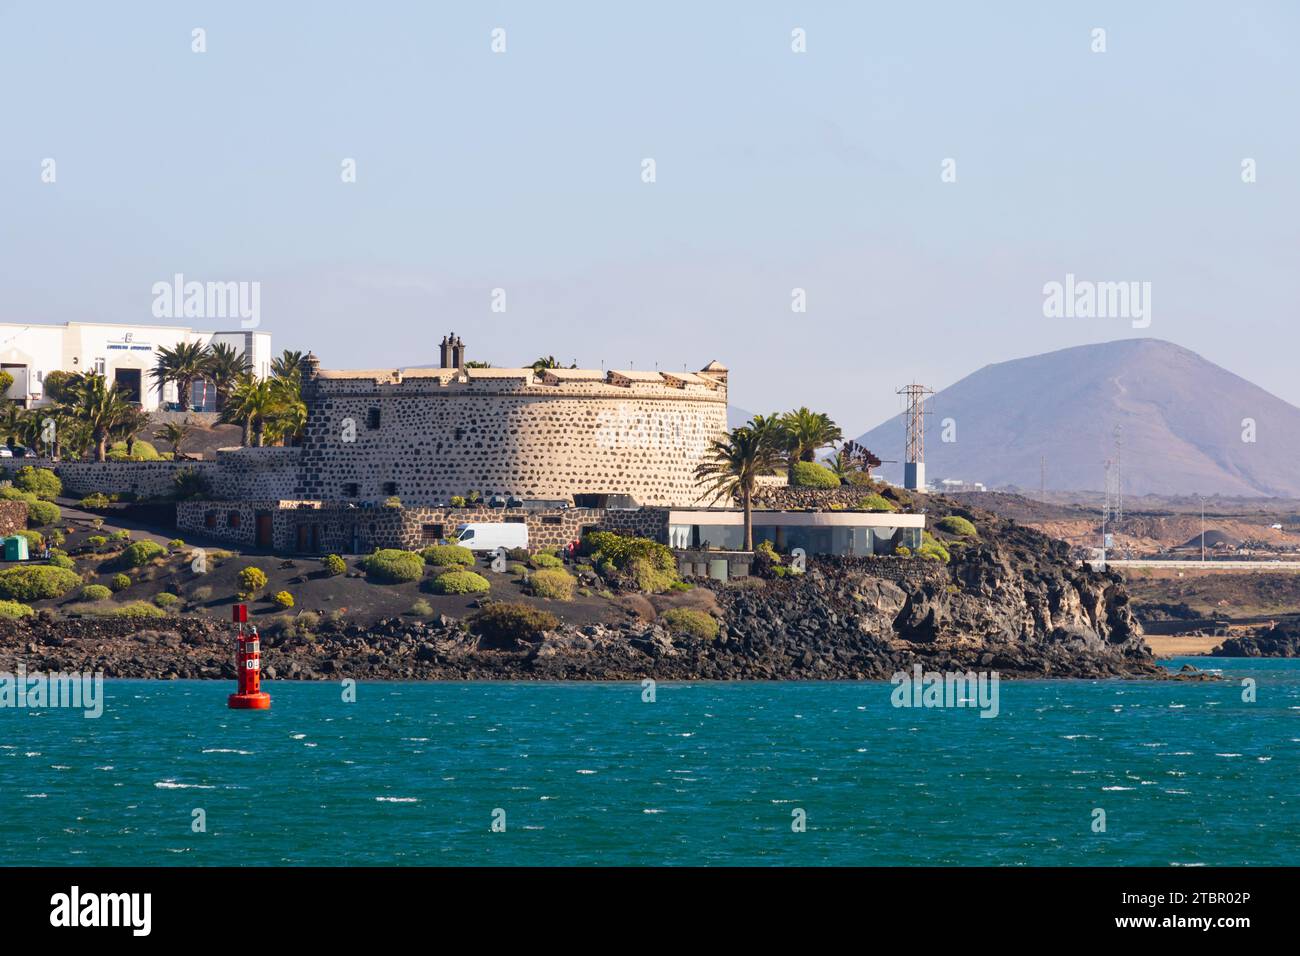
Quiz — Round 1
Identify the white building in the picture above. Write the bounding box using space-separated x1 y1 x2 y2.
0 322 272 412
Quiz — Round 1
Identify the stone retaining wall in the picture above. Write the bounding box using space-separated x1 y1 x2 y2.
176 499 673 556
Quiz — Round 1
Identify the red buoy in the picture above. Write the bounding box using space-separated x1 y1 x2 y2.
227 604 270 710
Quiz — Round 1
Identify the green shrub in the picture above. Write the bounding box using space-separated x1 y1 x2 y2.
528 568 576 600
449 495 466 507
172 467 212 499
895 545 911 557
917 534 950 564
0 565 82 601
295 610 321 632
383 496 402 508
506 547 530 562
660 607 719 641
470 603 559 643
410 599 433 616
271 590 295 609
16 529 44 552
77 584 113 602
153 592 180 609
110 529 131 542
0 487 37 504
190 585 213 604
791 460 841 489
430 570 491 594
14 465 61 501
79 493 111 509
583 531 679 593
529 552 563 569
421 544 475 567
86 535 107 549
119 540 166 568
937 515 978 537
47 553 76 571
856 493 897 512
108 440 160 461
320 554 347 577
238 566 269 593
167 538 185 551
0 600 34 619
100 600 167 620
109 572 132 592
26 500 61 527
362 549 424 583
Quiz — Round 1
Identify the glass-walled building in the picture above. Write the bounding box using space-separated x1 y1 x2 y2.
666 509 925 556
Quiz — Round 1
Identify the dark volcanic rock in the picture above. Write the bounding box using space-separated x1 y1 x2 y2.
1212 620 1300 657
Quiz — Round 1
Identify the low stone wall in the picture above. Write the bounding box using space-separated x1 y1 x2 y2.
209 447 302 500
752 485 908 511
177 499 675 555
0 458 213 500
0 500 27 536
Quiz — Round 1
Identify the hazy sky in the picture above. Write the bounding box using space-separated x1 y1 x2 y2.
3 1 1296 435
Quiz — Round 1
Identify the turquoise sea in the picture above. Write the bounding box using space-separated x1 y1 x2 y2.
1 659 1296 866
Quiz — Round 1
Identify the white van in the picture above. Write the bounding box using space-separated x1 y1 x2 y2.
455 522 529 552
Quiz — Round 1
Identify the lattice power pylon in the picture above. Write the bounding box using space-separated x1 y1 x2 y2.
896 383 935 490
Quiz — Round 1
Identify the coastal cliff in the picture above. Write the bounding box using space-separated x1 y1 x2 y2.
0 503 1164 680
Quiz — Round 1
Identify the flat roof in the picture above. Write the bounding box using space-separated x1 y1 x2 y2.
668 508 925 528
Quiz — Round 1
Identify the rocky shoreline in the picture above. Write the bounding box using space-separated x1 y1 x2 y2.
0 497 1228 680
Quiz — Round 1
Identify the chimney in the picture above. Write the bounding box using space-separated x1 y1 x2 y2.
451 334 465 369
439 334 452 369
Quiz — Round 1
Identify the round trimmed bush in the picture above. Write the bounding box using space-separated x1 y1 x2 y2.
26 500 61 527
87 535 107 549
167 538 185 551
855 493 897 512
937 515 977 537
917 535 950 564
421 544 474 567
101 601 167 620
429 570 490 595
470 603 559 643
14 465 61 501
47 553 76 571
320 554 347 577
528 568 576 601
153 592 180 609
528 552 563 569
363 549 424 583
660 607 719 641
238 566 269 593
0 600 35 619
77 584 113 602
0 565 82 601
120 540 165 568
272 590 295 609
109 572 131 592
79 493 111 509
791 460 841 489
109 529 131 542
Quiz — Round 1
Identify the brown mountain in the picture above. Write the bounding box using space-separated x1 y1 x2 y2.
852 339 1300 497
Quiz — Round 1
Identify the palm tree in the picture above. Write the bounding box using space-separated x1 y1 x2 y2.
155 419 195 460
270 350 305 383
779 407 843 475
58 373 134 461
694 418 785 552
530 356 561 373
264 377 307 446
220 375 277 446
0 403 24 448
204 343 250 412
151 341 211 411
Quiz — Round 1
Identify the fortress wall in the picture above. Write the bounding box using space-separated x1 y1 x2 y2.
295 374 727 507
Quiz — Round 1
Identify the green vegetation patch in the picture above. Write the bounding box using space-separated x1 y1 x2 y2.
429 570 491 594
790 460 841 489
660 607 720 641
0 565 83 601
470 603 559 643
362 549 425 583
421 544 475 567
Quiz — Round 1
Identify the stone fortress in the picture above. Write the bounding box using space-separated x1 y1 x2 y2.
294 336 730 507
3 334 924 563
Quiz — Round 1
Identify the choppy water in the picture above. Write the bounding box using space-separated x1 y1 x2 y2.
1 659 1296 865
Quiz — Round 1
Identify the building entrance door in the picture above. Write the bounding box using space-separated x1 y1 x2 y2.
255 513 274 549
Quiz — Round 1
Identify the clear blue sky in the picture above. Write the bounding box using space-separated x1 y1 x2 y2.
3 1 1296 434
